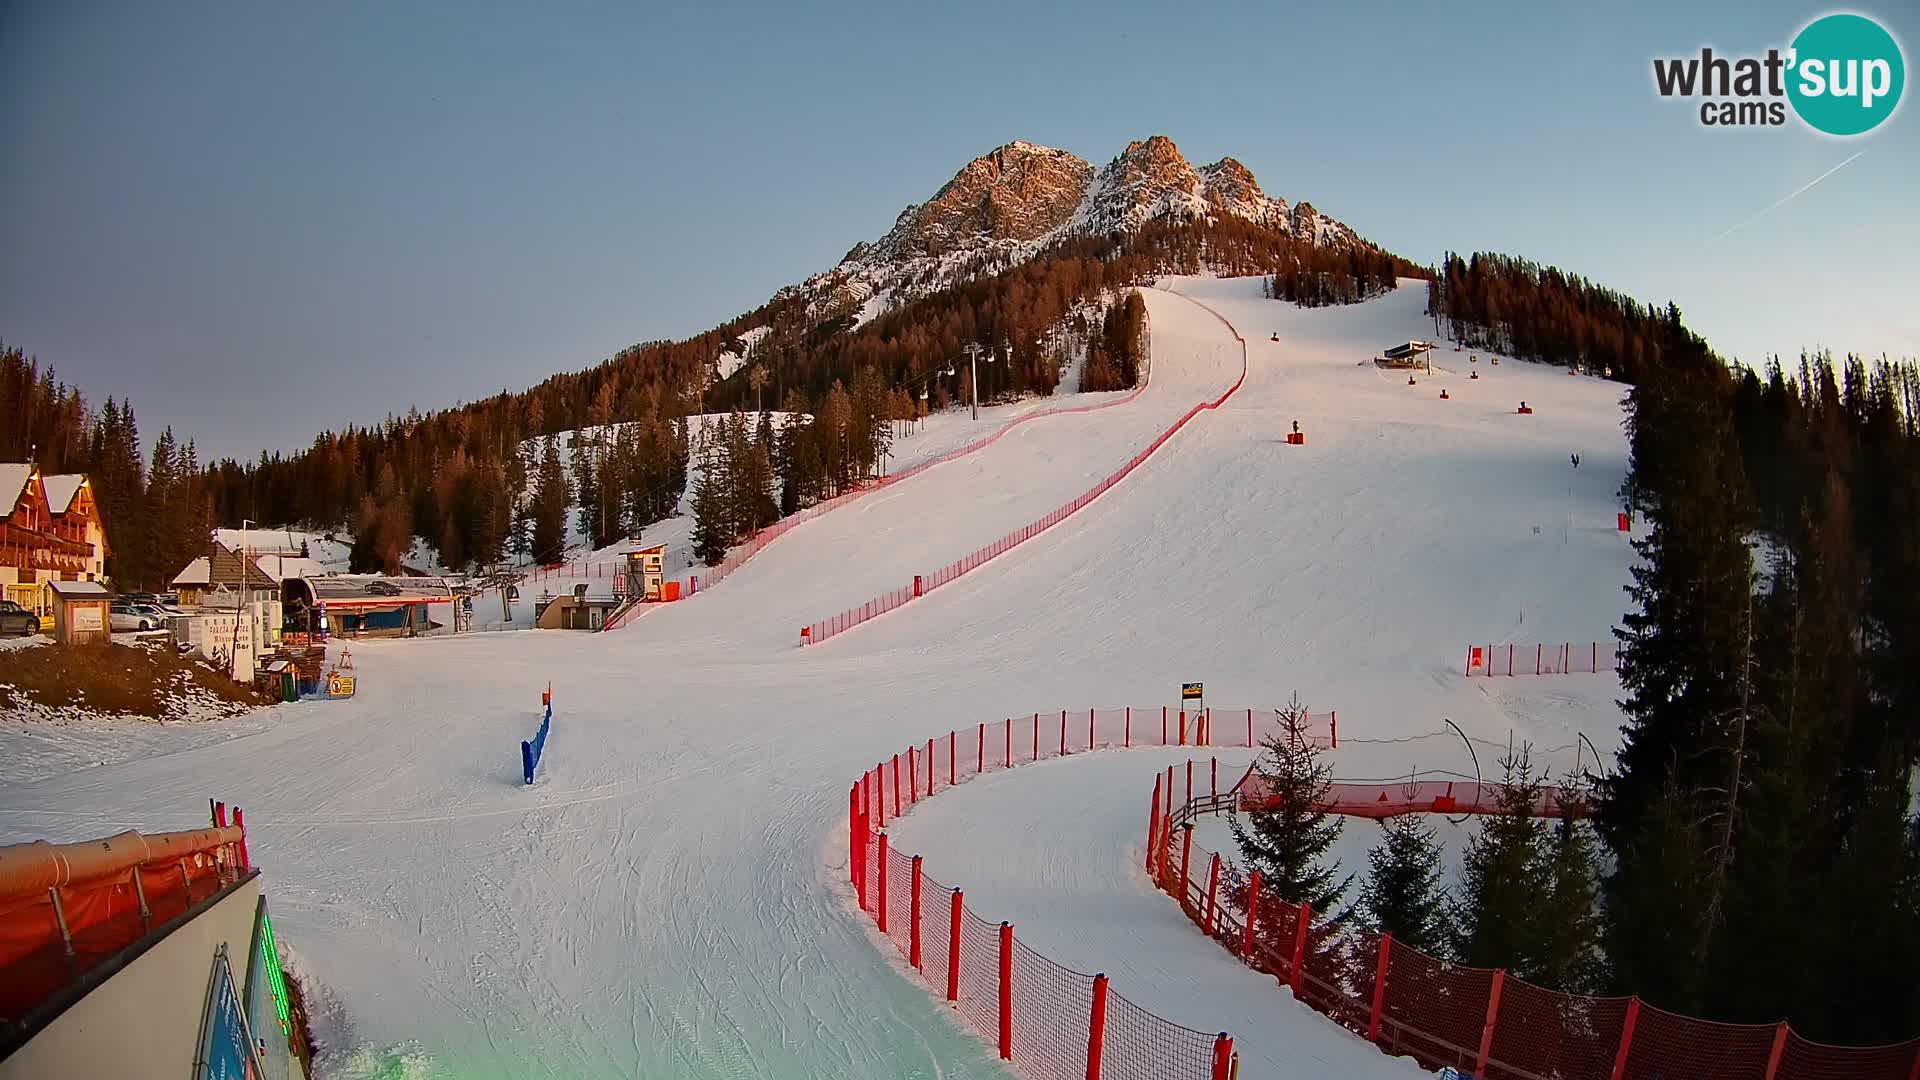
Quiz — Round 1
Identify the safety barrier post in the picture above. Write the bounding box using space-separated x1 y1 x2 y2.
908 746 917 804
1762 1023 1788 1080
1475 969 1505 1078
893 754 902 817
1205 853 1221 934
998 923 1014 1060
1368 933 1391 1042
1087 707 1094 751
947 889 964 1001
1060 710 1067 756
1331 710 1338 749
214 800 227 828
1246 709 1253 747
876 833 890 934
1242 872 1262 960
927 738 935 794
1146 774 1162 873
1005 720 1012 768
1212 757 1218 799
978 722 985 774
1608 998 1640 1080
1163 706 1168 744
1212 1034 1234 1080
874 764 887 828
1290 902 1312 995
1032 713 1039 762
910 855 923 970
1086 973 1109 1080
233 808 250 869
949 730 956 786
1124 706 1131 747
1186 759 1193 806
1179 826 1194 909
1536 643 1543 675
849 784 861 895
1179 709 1187 746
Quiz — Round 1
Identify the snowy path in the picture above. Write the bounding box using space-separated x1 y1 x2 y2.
0 277 1637 1079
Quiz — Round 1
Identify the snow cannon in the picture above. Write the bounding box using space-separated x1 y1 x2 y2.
1286 420 1306 445
1440 389 1450 400
1517 401 1534 415
1407 375 1417 386
1269 332 1279 341
1470 371 1480 380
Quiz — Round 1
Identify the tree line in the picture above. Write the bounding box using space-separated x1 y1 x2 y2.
2 345 213 589
1426 251 1714 384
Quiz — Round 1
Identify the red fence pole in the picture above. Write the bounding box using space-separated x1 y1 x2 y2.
998 922 1014 1060
233 808 249 869
1146 775 1162 873
1475 969 1505 1078
1609 997 1640 1080
1186 759 1194 807
848 784 860 889
1290 902 1312 995
876 833 890 934
909 855 923 970
1005 720 1012 768
1179 709 1187 746
1124 706 1131 747
1331 710 1338 749
1088 707 1094 751
927 738 935 794
1247 708 1253 747
908 746 917 804
1204 853 1221 934
978 723 985 774
1179 826 1194 907
1368 933 1392 1043
1242 872 1262 960
947 888 964 1001
893 754 902 816
1762 1023 1788 1080
1086 973 1109 1080
1060 710 1067 756
1163 706 1168 745
875 764 887 828
1211 1033 1234 1080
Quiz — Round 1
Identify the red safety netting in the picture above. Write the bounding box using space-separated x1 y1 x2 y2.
804 313 1248 647
1156 792 1920 1080
1466 641 1618 676
850 717 1244 1079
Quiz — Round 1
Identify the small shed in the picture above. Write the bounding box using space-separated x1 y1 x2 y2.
1377 341 1436 369
46 579 111 645
623 544 666 602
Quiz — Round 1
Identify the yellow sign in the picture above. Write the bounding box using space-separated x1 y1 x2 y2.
1181 682 1204 700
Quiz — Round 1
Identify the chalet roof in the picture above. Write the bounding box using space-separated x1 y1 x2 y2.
48 580 111 597
41 475 86 514
254 554 328 582
0 464 32 511
171 542 277 590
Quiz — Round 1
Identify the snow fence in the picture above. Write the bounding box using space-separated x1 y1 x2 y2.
521 687 554 785
1148 781 1920 1080
1466 641 1619 677
801 290 1249 647
842 706 1340 1080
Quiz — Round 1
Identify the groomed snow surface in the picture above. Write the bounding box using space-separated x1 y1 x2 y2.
0 276 1636 1079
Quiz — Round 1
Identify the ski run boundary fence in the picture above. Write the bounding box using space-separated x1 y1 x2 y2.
1466 641 1619 677
803 289 1249 647
520 685 554 785
844 706 1337 1080
1147 780 1920 1080
600 305 1161 633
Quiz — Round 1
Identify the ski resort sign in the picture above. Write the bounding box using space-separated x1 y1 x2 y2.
1652 12 1904 135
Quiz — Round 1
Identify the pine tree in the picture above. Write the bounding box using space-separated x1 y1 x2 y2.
570 433 599 547
1357 814 1450 955
530 435 569 564
1229 695 1350 919
1535 795 1605 993
1451 746 1549 973
689 441 730 566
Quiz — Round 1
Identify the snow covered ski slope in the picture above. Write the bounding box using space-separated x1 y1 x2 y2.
0 276 1639 1080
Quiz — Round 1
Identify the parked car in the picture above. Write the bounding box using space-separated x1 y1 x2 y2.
0 599 39 637
110 602 163 632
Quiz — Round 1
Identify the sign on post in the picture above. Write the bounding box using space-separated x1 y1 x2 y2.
1181 682 1204 712
196 943 265 1080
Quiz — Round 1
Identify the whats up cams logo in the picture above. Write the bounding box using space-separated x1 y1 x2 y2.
1654 12 1905 135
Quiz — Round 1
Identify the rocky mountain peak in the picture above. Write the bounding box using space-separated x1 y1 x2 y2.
869 141 1094 261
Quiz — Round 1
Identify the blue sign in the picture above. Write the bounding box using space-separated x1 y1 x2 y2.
200 945 261 1080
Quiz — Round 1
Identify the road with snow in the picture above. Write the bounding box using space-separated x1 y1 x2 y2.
0 277 1636 1079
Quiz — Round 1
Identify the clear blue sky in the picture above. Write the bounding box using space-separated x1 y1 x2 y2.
2 0 1915 458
